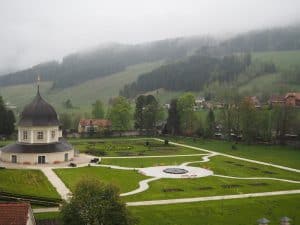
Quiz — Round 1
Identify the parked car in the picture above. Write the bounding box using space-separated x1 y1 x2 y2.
90 158 99 163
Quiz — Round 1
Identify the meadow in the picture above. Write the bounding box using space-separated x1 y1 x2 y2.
54 166 147 193
0 169 60 199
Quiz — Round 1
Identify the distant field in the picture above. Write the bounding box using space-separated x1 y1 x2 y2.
253 50 300 69
0 61 163 114
239 50 300 94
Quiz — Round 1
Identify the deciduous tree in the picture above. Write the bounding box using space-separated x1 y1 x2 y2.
61 178 138 225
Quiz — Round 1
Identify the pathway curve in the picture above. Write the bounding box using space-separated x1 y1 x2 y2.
120 177 161 196
126 189 300 206
155 139 300 173
181 153 218 166
41 168 71 201
213 174 300 184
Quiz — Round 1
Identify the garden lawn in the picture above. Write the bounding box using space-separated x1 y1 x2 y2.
190 155 300 181
101 155 206 168
169 137 300 169
0 169 60 199
130 194 300 225
123 176 300 202
54 166 147 193
71 139 203 156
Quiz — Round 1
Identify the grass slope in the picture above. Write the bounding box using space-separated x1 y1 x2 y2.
0 169 60 199
0 61 163 114
54 166 147 193
123 175 300 202
253 50 300 70
131 195 300 225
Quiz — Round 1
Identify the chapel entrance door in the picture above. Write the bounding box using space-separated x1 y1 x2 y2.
11 155 17 163
64 153 68 162
38 155 46 164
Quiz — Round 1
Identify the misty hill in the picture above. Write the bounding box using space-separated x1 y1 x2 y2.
199 24 300 56
120 25 300 98
0 37 212 88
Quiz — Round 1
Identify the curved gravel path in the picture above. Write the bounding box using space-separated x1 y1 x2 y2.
120 177 161 196
181 153 218 166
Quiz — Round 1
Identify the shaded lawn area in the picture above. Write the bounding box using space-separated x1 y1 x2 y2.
0 169 60 199
34 212 60 220
123 176 300 202
169 137 300 169
71 139 203 156
130 194 300 225
101 155 206 168
191 155 300 181
54 166 148 193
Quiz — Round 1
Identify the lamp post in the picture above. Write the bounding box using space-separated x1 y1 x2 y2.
257 218 270 225
280 217 291 225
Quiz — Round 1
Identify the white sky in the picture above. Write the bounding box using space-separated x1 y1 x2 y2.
1 0 300 74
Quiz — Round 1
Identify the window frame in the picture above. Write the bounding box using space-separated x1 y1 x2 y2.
23 131 28 140
51 130 56 139
37 131 44 140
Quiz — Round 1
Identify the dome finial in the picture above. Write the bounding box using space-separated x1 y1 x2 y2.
37 75 41 94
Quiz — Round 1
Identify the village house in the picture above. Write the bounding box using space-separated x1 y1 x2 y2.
269 92 300 107
78 119 112 134
0 202 36 225
246 96 261 108
268 95 285 106
285 92 300 107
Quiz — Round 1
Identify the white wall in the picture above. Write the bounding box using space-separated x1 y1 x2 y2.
18 126 61 144
0 149 75 164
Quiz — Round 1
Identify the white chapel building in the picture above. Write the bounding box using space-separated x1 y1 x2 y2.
0 87 74 164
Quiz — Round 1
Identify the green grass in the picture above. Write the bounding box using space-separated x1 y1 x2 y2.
54 166 147 193
253 50 300 70
130 194 300 225
102 154 300 181
33 195 300 224
123 176 300 202
0 169 60 199
191 155 300 181
72 139 203 156
0 61 163 114
169 137 300 169
101 155 205 168
34 212 60 220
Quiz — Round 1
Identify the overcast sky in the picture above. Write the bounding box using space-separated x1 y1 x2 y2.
1 0 300 74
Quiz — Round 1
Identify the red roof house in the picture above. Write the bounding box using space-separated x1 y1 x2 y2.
78 119 112 133
0 202 36 225
285 92 300 107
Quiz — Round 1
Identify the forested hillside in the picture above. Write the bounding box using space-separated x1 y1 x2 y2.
120 25 300 98
120 53 276 98
0 37 212 88
199 24 300 56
